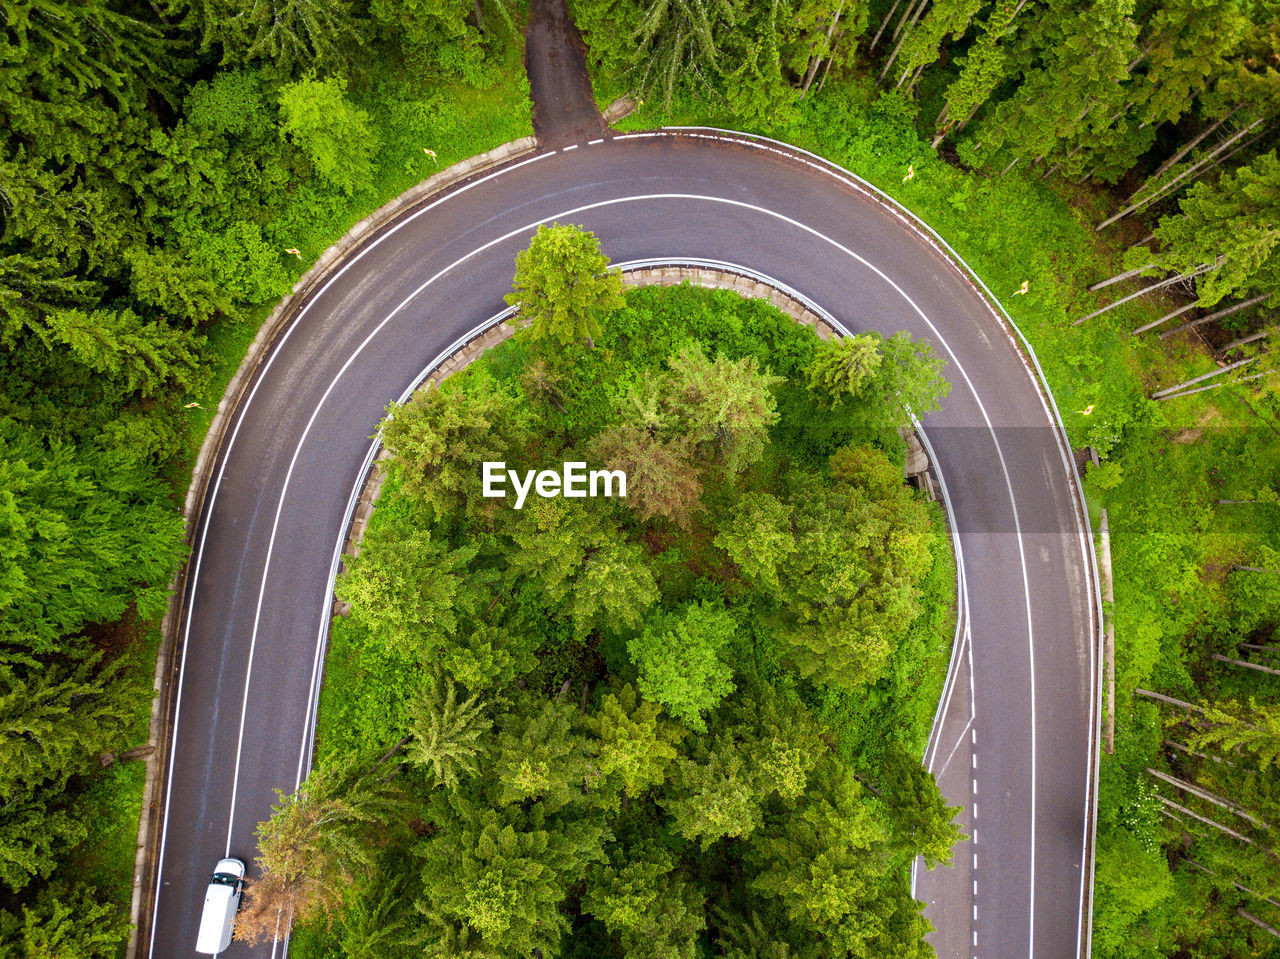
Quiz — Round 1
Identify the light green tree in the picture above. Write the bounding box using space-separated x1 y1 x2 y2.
581 684 685 802
806 333 882 402
336 522 479 661
715 492 795 592
381 378 530 519
878 742 965 868
407 672 490 788
278 74 380 195
583 843 706 959
505 223 624 351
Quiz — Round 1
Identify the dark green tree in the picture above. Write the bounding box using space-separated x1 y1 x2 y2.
491 698 594 811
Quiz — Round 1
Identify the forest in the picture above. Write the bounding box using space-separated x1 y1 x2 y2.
2 0 1279 955
254 224 962 957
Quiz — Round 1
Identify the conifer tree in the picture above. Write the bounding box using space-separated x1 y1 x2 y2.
1134 152 1280 309
178 0 365 76
583 843 706 959
491 698 594 811
968 0 1139 177
336 522 480 661
381 379 530 518
414 791 606 956
878 743 965 868
505 223 624 352
237 749 408 942
581 684 684 802
664 345 783 473
806 332 882 400
407 672 490 789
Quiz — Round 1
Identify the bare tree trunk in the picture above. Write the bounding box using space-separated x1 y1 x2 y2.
1156 370 1270 400
1145 768 1267 826
802 0 845 97
1184 859 1280 909
890 0 925 43
1212 652 1280 676
1156 795 1255 844
1240 642 1280 656
1151 354 1259 397
870 0 907 50
1089 262 1156 292
1238 910 1280 940
1136 688 1205 712
1133 301 1198 335
879 0 929 82
933 101 951 141
1164 739 1234 766
1159 294 1271 340
1151 108 1238 180
1073 261 1220 326
815 48 838 95
909 61 927 92
1221 327 1276 353
1000 155 1019 176
1098 116 1267 231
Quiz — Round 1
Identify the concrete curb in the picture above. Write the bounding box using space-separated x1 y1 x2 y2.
126 135 538 959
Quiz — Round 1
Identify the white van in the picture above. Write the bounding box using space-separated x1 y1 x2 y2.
195 857 246 954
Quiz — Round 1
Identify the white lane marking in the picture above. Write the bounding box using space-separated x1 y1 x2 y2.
660 126 1101 957
147 145 561 959
563 144 578 151
229 187 1040 937
937 716 974 777
172 158 1067 957
290 305 517 790
587 138 604 145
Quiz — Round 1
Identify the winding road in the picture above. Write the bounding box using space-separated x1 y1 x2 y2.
143 129 1101 959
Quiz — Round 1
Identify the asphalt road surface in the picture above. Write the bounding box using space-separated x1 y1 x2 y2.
147 131 1100 959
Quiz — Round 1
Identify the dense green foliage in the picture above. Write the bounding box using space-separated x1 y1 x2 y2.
283 270 959 957
0 0 530 949
595 56 1280 956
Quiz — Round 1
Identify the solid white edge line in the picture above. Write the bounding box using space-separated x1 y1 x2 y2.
223 189 1036 942
147 145 558 952
164 137 1091 957
661 127 1103 955
147 144 561 958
